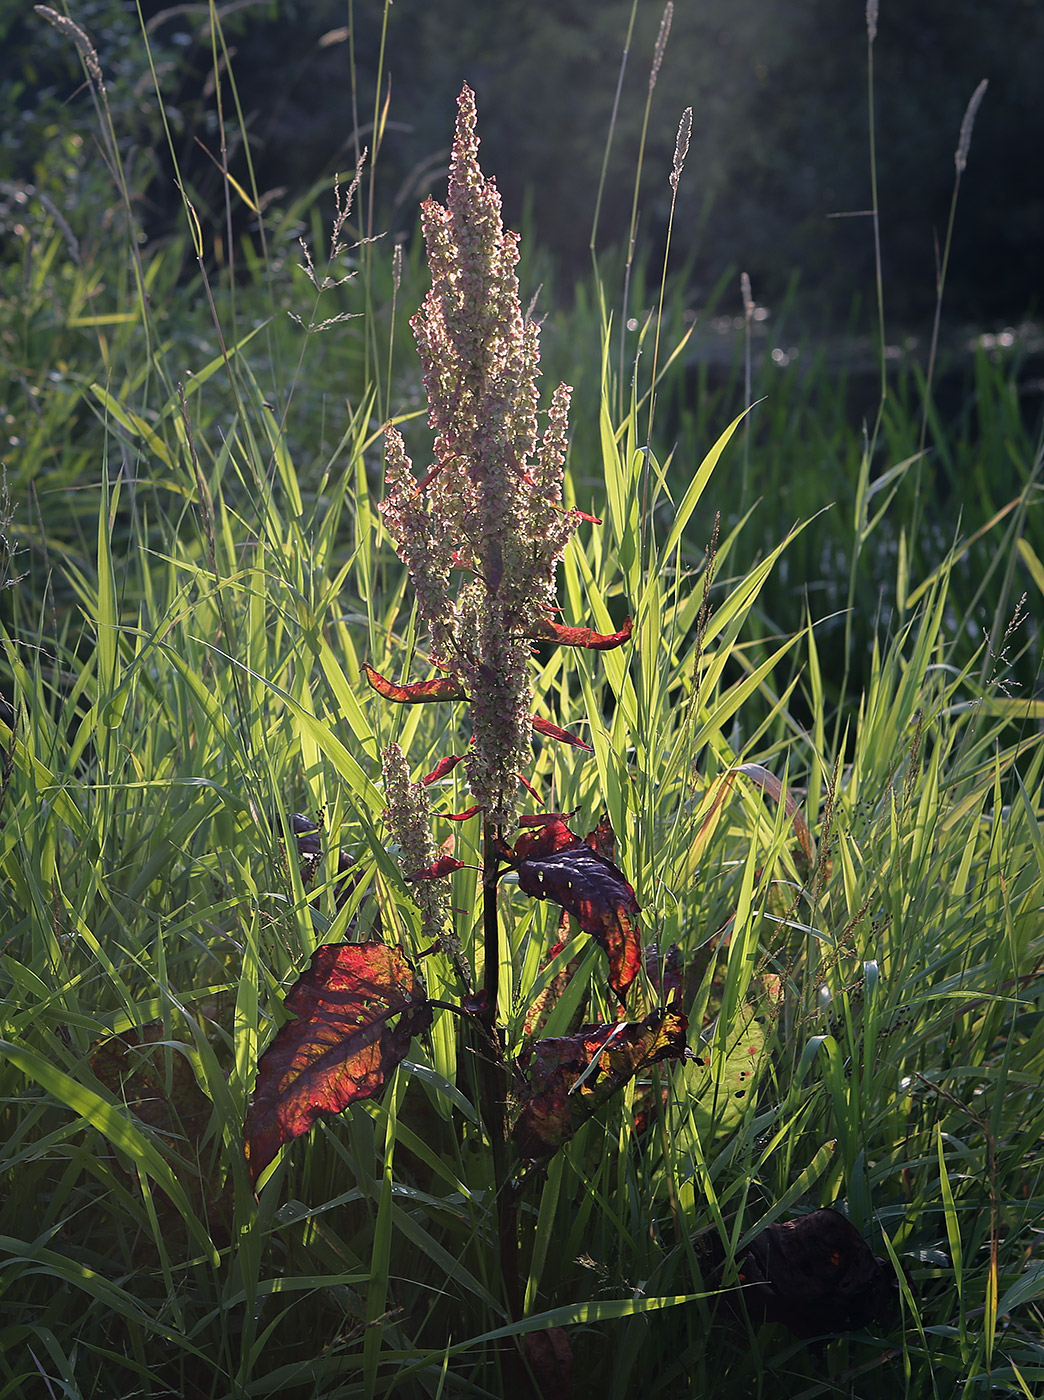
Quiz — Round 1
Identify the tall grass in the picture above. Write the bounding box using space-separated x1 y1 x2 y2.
2 5 1044 1398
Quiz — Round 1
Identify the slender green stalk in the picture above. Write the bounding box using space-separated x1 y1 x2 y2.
618 2 674 420
919 79 989 453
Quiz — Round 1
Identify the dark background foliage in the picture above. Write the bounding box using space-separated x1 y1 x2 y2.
4 0 1042 326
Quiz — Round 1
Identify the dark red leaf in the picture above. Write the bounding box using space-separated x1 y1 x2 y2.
531 716 593 752
443 805 482 821
505 818 641 1001
523 930 583 1041
421 752 468 785
584 813 616 861
646 943 684 1005
363 665 468 703
513 1007 692 1157
244 942 431 1185
407 854 466 880
92 1022 213 1148
523 1327 573 1400
526 616 633 651
517 770 542 800
716 1209 902 1343
519 810 580 827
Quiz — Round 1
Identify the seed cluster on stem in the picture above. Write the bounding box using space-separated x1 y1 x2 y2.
379 84 582 830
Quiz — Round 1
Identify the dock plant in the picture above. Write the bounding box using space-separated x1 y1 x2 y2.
243 85 693 1377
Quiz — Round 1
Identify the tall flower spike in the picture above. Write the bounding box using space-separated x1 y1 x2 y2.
379 85 585 827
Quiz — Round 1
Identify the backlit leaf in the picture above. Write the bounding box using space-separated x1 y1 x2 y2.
513 1006 692 1157
421 752 468 784
504 818 641 1001
363 665 468 703
531 716 594 751
526 616 633 650
244 942 431 1185
686 1010 768 1136
407 854 466 880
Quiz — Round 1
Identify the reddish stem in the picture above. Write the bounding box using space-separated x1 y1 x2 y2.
479 818 521 1324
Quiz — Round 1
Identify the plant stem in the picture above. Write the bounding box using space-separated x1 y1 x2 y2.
479 818 521 1323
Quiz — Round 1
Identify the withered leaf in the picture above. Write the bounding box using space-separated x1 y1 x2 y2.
513 1007 692 1157
421 752 468 785
244 942 431 1185
728 1209 901 1342
407 854 466 880
531 716 593 752
363 665 468 704
523 1326 573 1400
91 1021 213 1149
526 616 633 651
505 818 641 1001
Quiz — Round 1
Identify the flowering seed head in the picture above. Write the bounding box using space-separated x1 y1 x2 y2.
381 742 449 943
379 85 583 828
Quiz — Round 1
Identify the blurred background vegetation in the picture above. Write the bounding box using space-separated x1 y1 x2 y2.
4 0 1042 319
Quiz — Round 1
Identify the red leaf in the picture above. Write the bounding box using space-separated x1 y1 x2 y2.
513 1007 692 1157
443 805 482 821
421 752 468 785
646 943 684 1006
363 665 468 704
244 942 431 1185
524 1328 573 1400
531 716 593 752
584 813 616 861
92 1022 213 1149
519 810 580 827
526 616 633 651
407 854 466 880
517 770 541 801
523 930 583 1041
505 818 642 1001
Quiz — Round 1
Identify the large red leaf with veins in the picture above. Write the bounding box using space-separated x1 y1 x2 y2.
363 665 468 703
513 1006 692 1157
505 817 641 1001
244 942 431 1185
